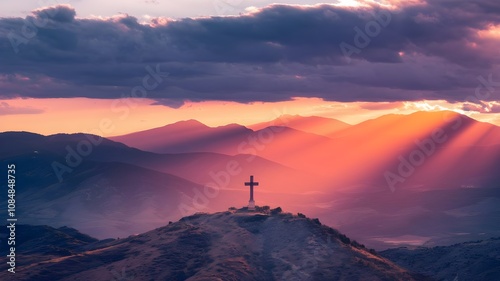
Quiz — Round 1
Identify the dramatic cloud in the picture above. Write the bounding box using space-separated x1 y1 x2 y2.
462 101 500 113
0 1 499 106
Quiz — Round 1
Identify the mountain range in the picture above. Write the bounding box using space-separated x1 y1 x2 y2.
1 111 499 249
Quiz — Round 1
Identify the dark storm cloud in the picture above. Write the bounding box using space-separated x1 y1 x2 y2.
0 1 499 105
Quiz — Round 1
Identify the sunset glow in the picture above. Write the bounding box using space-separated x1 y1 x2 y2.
1 98 499 136
1 2 500 278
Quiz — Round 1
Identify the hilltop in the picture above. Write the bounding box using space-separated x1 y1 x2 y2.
1 207 429 281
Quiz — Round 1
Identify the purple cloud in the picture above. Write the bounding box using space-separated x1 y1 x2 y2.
0 2 499 106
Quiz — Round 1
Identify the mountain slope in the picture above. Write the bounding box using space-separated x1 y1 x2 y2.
0 131 312 192
333 110 500 147
0 225 105 268
381 237 500 281
109 119 254 155
251 111 500 189
0 151 210 239
0 131 137 159
314 187 500 250
2 208 429 281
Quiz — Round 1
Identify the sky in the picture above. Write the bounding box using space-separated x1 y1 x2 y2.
1 0 500 136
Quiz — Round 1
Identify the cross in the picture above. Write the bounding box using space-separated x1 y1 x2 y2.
245 175 259 210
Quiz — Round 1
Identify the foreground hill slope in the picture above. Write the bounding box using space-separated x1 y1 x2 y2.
5 208 429 281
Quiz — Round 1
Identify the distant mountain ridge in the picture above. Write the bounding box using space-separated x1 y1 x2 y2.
110 119 254 155
249 114 352 137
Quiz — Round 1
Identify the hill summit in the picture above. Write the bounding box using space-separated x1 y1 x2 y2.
5 207 430 281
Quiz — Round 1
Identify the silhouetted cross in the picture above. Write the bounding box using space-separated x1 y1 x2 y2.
245 175 259 209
